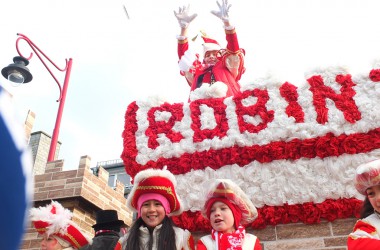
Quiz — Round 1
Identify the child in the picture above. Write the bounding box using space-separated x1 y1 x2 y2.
174 0 245 100
123 168 195 250
197 179 262 250
348 159 380 249
30 200 91 250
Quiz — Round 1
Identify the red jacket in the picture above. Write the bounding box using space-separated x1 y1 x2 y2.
177 29 245 98
196 233 262 250
347 214 380 249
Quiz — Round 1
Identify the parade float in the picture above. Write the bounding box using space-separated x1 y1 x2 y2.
121 61 380 232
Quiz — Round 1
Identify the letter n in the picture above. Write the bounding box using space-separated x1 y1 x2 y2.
308 74 361 124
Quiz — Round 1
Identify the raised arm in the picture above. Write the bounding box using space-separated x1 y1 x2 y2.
211 0 245 79
211 0 233 28
174 5 197 39
174 5 198 86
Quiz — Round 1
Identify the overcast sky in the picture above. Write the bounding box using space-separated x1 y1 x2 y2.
1 0 380 170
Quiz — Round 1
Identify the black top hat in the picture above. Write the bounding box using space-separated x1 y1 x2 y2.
92 210 124 229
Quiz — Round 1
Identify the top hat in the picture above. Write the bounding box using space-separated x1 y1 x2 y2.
126 168 183 217
355 159 380 195
92 210 124 229
30 201 91 249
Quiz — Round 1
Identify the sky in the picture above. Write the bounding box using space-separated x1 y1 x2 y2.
1 0 380 170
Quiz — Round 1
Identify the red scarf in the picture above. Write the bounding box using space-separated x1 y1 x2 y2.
211 225 246 250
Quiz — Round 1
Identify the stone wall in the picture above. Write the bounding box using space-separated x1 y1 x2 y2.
255 218 354 250
191 218 355 249
23 110 35 143
21 155 133 250
29 131 61 175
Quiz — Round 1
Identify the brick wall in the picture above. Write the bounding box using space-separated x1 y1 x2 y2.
191 218 355 249
23 110 35 143
21 155 133 250
254 218 355 250
29 131 61 175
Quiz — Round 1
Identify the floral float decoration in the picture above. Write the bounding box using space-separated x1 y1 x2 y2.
121 62 380 231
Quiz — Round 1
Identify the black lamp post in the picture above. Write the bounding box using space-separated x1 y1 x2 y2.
1 56 33 85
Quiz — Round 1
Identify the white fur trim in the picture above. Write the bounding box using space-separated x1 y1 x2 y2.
189 81 228 101
126 167 184 216
201 179 258 223
224 25 235 31
176 35 187 41
203 43 222 55
30 201 73 236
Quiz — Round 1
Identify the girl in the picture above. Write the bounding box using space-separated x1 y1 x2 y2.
197 179 262 250
123 168 194 250
348 159 380 249
30 200 91 250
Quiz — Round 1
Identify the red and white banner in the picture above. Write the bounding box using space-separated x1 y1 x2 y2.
121 63 380 231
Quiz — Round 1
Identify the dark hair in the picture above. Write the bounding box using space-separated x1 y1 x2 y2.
360 196 374 219
125 216 176 250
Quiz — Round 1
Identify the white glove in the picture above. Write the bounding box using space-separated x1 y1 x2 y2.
211 0 231 23
178 49 197 72
174 5 198 28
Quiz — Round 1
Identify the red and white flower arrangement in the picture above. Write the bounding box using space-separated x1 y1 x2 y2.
122 62 380 231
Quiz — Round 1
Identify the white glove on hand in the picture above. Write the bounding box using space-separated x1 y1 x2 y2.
178 49 197 72
174 5 197 28
211 0 231 23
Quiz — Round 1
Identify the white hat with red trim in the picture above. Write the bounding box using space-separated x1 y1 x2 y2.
355 159 380 195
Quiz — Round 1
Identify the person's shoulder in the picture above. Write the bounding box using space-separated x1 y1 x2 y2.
198 234 213 248
199 234 212 240
245 233 258 240
173 226 191 234
355 214 380 231
173 226 195 240
78 245 92 250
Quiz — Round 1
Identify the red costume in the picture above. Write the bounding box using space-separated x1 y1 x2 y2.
196 180 262 250
177 28 245 98
196 229 261 250
348 159 380 249
347 214 380 249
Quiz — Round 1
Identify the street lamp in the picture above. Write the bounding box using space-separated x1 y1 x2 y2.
1 56 32 86
1 33 73 162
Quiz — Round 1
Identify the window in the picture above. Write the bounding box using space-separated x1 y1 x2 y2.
108 175 116 187
108 173 131 187
117 173 129 185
